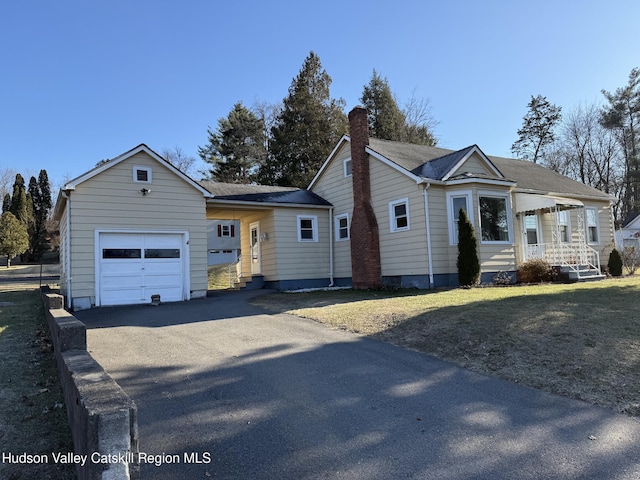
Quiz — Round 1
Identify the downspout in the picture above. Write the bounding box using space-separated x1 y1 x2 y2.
422 184 435 288
63 192 72 310
328 208 334 286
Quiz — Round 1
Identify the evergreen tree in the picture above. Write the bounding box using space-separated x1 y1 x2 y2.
608 248 623 277
457 208 480 286
0 212 29 267
26 170 52 260
601 67 640 218
261 51 347 187
512 95 562 164
2 193 10 213
361 70 406 141
199 102 266 183
361 71 437 146
9 174 30 227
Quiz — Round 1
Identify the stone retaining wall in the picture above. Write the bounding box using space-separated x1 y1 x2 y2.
43 292 139 480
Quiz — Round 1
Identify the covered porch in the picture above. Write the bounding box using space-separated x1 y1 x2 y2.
515 193 604 281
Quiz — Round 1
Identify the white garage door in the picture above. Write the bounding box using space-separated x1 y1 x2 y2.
99 233 185 306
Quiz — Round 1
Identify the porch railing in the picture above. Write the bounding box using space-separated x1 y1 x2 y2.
525 243 601 277
228 255 242 288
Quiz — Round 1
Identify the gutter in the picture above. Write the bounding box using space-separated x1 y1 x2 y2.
422 184 435 288
328 208 334 286
63 191 72 310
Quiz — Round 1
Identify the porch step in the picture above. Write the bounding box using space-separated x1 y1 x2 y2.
233 275 265 290
559 265 605 282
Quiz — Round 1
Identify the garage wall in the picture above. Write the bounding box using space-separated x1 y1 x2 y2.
67 151 207 308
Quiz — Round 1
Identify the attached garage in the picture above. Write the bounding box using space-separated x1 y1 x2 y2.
97 232 188 306
54 144 212 310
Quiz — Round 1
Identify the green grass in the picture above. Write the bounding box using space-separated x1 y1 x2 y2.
0 285 75 480
252 277 640 416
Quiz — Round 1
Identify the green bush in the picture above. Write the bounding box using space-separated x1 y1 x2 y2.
608 248 623 277
518 258 555 283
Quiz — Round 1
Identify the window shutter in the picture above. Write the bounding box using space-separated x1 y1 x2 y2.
217 225 222 237
230 225 235 237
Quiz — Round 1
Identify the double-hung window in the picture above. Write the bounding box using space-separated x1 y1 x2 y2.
479 193 512 243
335 213 349 241
344 158 352 177
389 198 410 232
557 210 570 242
447 191 472 244
297 215 318 242
586 207 599 243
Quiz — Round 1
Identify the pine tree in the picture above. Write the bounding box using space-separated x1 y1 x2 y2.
361 70 406 141
25 170 52 260
199 102 266 183
457 208 480 286
261 51 347 187
2 193 10 213
601 67 640 217
512 95 562 164
9 174 30 227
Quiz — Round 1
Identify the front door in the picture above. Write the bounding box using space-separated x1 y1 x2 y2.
249 222 261 275
523 214 541 259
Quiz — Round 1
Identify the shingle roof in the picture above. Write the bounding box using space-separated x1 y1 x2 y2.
201 181 332 206
487 156 612 199
366 137 612 200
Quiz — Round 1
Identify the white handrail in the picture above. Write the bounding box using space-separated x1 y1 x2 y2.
525 243 601 278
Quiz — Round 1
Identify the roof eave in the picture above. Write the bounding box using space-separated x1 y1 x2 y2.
206 198 332 209
308 135 351 190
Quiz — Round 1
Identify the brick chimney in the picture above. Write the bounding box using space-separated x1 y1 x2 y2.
348 106 381 289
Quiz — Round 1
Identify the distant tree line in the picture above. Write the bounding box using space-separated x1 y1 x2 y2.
0 170 52 265
198 51 438 189
512 68 640 223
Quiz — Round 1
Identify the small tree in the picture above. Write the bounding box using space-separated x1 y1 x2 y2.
608 248 624 276
0 212 29 267
620 246 640 274
457 208 480 286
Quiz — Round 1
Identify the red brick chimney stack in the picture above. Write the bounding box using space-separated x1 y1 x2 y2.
348 106 382 289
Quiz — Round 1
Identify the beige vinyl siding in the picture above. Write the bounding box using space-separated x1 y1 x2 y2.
426 186 455 274
67 152 207 301
452 153 496 176
273 208 331 281
58 203 69 298
368 158 429 276
311 142 354 278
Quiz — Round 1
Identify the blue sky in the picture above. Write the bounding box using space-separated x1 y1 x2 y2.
1 0 639 190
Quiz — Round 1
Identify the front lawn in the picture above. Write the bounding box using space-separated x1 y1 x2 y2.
252 277 640 416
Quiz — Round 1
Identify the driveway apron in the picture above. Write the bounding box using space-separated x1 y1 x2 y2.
78 290 640 480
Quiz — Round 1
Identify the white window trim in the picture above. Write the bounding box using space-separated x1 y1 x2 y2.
389 198 410 233
478 190 513 244
297 215 318 242
586 206 600 244
343 158 352 178
446 190 473 245
133 166 152 184
221 225 231 237
335 213 350 241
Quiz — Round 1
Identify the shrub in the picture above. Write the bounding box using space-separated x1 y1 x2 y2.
620 246 640 275
608 248 623 277
518 258 555 283
457 208 480 286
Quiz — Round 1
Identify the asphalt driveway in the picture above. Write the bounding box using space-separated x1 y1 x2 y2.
78 290 640 480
